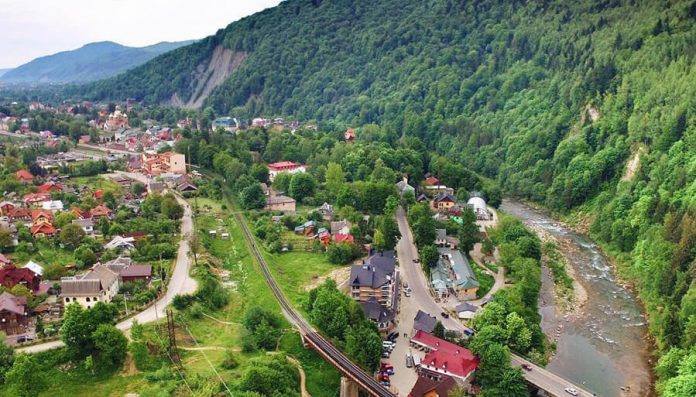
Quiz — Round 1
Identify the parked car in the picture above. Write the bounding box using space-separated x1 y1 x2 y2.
387 331 399 342
522 363 533 371
413 258 420 263
382 351 390 358
406 355 414 368
564 388 578 396
16 335 34 343
440 311 450 318
378 373 390 381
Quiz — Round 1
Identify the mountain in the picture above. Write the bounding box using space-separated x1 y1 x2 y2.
1 40 195 83
83 0 696 388
0 69 10 77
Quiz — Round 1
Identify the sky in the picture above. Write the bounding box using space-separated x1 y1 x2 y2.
0 0 282 69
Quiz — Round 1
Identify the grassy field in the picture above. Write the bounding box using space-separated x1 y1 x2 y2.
178 197 341 396
472 262 495 299
70 176 121 192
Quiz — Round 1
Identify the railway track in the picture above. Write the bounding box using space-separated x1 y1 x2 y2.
233 211 395 397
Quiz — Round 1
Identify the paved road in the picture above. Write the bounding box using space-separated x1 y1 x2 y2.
17 171 197 353
394 207 595 397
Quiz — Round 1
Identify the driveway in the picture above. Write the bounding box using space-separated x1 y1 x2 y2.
17 171 197 353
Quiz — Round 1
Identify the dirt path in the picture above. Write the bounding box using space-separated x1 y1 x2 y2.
287 356 312 397
179 346 229 351
201 312 241 325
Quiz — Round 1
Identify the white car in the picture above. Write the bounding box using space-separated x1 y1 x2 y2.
564 388 578 396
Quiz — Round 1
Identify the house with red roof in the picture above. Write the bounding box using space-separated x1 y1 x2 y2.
7 207 31 223
37 181 63 193
15 169 34 183
23 192 52 206
268 161 306 182
334 233 355 244
31 209 54 225
141 152 186 175
71 206 92 219
31 223 57 238
79 135 91 144
423 176 442 186
0 264 41 291
90 204 112 220
94 189 104 199
410 330 478 384
0 292 29 335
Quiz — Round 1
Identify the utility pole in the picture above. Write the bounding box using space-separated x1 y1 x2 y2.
166 309 182 368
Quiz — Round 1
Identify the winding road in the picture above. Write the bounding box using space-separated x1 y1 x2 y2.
18 172 197 353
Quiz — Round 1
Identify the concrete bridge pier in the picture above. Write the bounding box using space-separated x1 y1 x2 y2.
340 377 359 397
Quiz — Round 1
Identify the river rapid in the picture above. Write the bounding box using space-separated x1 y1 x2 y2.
501 200 653 397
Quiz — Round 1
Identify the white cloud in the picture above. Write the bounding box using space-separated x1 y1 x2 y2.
0 0 282 68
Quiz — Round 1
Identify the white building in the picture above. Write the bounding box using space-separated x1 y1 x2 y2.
467 196 491 220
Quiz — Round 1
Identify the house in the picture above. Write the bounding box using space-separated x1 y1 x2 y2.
70 206 92 219
7 207 31 223
14 169 33 183
430 261 451 300
330 219 351 235
31 209 54 225
361 297 395 331
37 181 63 193
0 264 41 291
396 176 416 196
318 202 334 220
23 260 44 277
103 256 133 274
267 161 306 182
349 251 397 307
90 204 112 220
140 152 186 175
344 127 356 141
0 292 29 335
265 195 296 213
120 264 153 283
414 310 438 334
31 223 58 238
0 201 15 216
61 264 120 308
317 228 331 245
410 330 479 384
23 192 52 206
72 218 95 235
104 236 136 252
294 220 316 235
435 229 447 246
148 181 166 194
334 233 355 244
432 193 456 211
212 116 239 132
176 180 198 193
467 196 491 221
79 135 91 144
456 302 479 320
407 375 458 397
423 176 442 187
438 248 479 300
41 200 64 212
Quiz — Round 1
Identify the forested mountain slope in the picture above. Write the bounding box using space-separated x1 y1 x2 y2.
84 1 696 392
1 40 194 83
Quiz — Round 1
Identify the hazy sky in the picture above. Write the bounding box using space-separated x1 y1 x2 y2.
0 0 282 68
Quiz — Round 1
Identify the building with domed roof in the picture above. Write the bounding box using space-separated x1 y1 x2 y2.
104 107 129 131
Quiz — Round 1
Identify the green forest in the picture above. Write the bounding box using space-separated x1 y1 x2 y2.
55 0 696 395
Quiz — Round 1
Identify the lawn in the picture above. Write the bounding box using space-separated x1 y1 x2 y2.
70 176 121 192
473 262 495 299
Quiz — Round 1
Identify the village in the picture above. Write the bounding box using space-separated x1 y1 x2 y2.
0 100 522 397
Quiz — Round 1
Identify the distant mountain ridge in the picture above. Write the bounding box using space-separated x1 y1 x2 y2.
1 40 195 83
0 69 10 78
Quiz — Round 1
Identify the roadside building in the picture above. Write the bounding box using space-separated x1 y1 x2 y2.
467 195 491 221
361 297 395 332
0 292 29 335
61 264 120 308
410 330 478 384
438 248 479 300
413 310 438 334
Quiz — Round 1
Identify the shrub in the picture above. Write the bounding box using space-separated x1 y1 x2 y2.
221 350 240 370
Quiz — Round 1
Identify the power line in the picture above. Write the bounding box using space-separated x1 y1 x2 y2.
180 319 234 396
149 319 194 395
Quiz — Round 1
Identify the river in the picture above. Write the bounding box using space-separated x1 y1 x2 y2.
500 200 653 397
